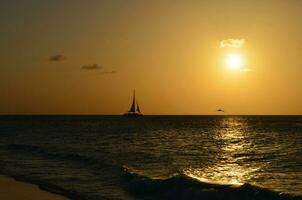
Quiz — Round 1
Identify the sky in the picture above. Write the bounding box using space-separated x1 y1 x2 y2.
0 0 301 115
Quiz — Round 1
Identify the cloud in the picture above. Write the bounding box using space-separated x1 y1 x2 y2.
81 64 103 70
48 54 66 62
220 39 245 48
81 64 117 75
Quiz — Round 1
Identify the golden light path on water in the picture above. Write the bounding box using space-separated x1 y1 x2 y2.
184 117 262 186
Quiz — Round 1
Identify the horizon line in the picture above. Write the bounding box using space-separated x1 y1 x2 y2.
0 114 301 116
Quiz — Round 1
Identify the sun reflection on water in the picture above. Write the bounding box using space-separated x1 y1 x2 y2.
184 117 260 186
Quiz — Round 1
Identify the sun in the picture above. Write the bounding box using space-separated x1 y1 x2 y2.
226 54 243 71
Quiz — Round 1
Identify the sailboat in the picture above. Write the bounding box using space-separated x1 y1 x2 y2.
123 90 143 116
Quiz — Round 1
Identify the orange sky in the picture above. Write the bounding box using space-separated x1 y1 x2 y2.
0 0 301 115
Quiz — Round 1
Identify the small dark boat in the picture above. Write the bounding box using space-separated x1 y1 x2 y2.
123 90 143 116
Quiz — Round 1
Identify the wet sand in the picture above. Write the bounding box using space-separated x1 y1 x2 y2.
0 175 69 200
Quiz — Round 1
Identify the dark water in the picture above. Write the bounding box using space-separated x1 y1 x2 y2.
0 115 301 200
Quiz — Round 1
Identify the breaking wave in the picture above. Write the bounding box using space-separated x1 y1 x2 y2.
122 167 302 200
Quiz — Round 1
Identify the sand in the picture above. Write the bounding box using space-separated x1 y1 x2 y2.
0 175 69 200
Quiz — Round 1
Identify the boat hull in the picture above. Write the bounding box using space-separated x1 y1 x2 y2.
123 112 143 117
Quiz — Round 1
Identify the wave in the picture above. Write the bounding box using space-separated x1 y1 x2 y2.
3 144 302 200
3 144 107 168
122 167 302 200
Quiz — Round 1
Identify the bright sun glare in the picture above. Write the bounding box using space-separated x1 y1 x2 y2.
226 54 243 71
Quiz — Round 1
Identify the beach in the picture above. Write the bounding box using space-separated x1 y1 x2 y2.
0 175 68 200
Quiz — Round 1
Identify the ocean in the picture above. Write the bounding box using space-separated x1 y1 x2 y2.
0 115 301 200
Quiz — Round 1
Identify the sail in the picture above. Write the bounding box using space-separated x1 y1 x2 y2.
136 103 141 113
128 90 136 112
124 89 143 116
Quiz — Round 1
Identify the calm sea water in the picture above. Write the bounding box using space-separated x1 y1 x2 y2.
0 116 301 200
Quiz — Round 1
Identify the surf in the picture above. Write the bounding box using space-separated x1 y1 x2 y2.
122 167 302 200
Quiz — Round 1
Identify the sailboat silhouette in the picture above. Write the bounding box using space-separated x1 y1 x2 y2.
123 90 143 116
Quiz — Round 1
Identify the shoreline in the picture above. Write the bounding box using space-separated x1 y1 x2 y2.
0 175 70 200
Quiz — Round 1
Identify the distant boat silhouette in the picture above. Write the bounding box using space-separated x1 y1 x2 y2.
216 109 225 113
123 90 143 116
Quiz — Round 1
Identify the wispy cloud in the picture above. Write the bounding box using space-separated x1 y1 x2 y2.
81 64 103 70
220 39 245 48
81 64 117 75
48 54 66 62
